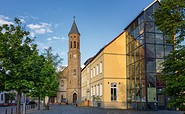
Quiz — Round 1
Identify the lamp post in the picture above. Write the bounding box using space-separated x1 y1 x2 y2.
22 93 26 114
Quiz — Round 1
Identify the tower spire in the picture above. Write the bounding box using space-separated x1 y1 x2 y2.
68 17 80 36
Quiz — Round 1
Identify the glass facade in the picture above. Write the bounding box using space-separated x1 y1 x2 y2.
126 2 173 110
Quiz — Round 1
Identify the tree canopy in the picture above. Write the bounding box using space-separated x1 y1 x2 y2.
0 18 61 114
154 0 185 110
153 0 185 45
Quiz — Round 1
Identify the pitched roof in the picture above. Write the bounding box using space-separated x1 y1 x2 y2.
68 20 80 36
81 31 125 71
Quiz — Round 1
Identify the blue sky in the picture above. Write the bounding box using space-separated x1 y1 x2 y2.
0 0 154 67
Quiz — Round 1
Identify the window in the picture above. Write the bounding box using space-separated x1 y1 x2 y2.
156 45 164 58
70 54 72 58
100 62 103 73
70 41 72 48
100 84 102 96
93 67 95 77
93 86 96 95
73 69 76 75
61 80 64 87
74 41 76 48
1 94 3 101
111 82 117 101
96 85 99 96
96 65 99 75
90 69 93 78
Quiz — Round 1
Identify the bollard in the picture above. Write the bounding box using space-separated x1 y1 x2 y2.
5 109 7 114
11 108 13 114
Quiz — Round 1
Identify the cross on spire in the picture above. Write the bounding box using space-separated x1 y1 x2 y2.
73 16 76 21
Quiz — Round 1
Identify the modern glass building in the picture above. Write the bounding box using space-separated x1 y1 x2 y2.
125 1 173 110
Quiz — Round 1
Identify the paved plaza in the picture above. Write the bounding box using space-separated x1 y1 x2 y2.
25 104 184 114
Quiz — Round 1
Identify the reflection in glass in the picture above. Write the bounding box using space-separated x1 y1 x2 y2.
146 44 155 58
146 33 154 43
156 45 164 58
156 59 164 73
156 34 163 44
146 22 154 32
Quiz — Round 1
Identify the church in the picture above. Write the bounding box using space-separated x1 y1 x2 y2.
57 19 81 104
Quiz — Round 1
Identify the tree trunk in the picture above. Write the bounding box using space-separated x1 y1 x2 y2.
43 96 46 107
16 92 21 114
174 34 176 50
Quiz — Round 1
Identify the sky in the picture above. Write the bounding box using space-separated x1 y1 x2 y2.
0 0 155 67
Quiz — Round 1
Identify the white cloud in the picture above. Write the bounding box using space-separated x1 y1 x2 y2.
0 15 14 25
53 36 60 40
47 36 65 41
20 18 26 23
47 37 52 41
36 42 49 50
27 23 53 37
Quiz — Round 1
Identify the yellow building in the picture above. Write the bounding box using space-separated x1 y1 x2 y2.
81 31 127 109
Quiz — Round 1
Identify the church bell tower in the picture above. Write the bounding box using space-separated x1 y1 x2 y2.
67 18 81 104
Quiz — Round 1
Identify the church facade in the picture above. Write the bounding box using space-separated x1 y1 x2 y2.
57 20 81 104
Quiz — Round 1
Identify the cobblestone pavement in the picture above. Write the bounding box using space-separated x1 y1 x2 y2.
26 104 185 114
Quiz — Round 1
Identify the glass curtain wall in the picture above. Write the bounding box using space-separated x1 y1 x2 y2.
126 2 173 110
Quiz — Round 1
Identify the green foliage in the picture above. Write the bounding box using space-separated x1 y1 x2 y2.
0 18 39 114
43 47 63 68
154 0 185 109
0 18 36 93
0 18 61 112
161 46 185 109
29 46 61 104
5 92 16 102
153 0 185 45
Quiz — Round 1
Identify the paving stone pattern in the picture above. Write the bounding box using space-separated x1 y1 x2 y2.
26 104 185 114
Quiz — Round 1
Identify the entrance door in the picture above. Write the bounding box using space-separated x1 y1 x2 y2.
73 93 77 103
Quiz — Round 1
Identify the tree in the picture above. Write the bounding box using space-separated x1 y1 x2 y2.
43 47 63 68
29 47 61 109
153 0 185 109
153 0 185 45
42 47 61 105
0 18 39 114
161 47 185 109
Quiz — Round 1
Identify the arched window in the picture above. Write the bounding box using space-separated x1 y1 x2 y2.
61 80 64 87
74 41 76 48
73 69 76 75
70 54 72 58
70 41 72 48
